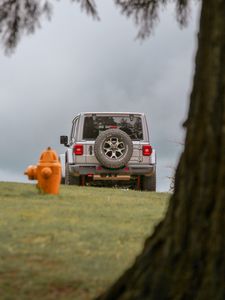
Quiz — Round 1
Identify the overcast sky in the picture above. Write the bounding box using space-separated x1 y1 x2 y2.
0 1 200 191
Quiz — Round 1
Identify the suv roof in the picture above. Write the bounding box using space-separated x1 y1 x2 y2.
73 112 145 121
83 112 144 114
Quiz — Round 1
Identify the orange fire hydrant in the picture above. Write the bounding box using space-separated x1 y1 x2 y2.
24 147 61 195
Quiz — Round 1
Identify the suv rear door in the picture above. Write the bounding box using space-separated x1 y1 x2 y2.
76 113 148 165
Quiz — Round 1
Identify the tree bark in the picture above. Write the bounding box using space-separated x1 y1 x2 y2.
97 0 225 299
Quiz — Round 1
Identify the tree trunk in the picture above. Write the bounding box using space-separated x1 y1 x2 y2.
97 0 225 299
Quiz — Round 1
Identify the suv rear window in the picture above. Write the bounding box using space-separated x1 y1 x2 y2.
83 115 143 140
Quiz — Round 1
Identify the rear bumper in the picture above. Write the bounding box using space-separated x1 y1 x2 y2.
69 164 155 176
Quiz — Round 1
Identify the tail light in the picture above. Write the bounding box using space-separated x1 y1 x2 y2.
143 145 152 156
73 144 83 155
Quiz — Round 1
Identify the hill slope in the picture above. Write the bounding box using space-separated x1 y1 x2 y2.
0 182 169 300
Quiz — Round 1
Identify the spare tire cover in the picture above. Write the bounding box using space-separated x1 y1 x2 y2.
94 129 133 169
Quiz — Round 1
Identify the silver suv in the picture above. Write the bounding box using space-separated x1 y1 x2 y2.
60 112 156 191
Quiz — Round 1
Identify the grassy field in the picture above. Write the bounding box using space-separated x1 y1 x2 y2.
0 182 169 300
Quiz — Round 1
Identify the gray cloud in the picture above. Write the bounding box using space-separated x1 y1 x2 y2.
0 1 200 191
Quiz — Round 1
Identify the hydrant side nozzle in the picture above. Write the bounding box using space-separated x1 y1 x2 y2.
24 165 37 180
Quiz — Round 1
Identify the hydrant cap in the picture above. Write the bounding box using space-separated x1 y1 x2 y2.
39 147 59 163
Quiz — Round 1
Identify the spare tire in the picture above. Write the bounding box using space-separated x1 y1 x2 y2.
94 129 133 169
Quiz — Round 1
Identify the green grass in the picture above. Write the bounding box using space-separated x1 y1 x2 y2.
0 182 169 300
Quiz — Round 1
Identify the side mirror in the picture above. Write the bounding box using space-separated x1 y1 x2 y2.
60 135 68 146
